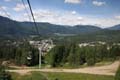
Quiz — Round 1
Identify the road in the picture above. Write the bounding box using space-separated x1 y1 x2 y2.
7 61 120 76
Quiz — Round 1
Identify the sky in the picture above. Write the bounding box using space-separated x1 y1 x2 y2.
0 0 120 28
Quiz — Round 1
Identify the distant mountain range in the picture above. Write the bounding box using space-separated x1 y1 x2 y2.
107 24 120 30
0 16 120 38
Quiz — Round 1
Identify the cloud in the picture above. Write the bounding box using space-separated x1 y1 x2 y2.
71 11 77 15
65 0 81 4
16 9 84 25
0 6 7 10
115 16 120 19
98 18 120 28
77 17 83 20
4 0 20 2
0 11 10 18
13 3 28 12
13 9 120 28
92 1 105 6
0 6 11 18
4 0 11 2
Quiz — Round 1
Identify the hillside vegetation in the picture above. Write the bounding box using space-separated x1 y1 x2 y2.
46 43 120 67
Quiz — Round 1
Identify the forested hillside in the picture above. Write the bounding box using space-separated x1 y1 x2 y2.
0 41 39 66
51 30 120 44
46 43 120 67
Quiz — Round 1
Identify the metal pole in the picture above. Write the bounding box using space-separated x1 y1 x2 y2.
39 47 41 68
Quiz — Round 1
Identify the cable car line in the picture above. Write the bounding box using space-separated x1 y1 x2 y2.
21 0 31 21
27 0 40 35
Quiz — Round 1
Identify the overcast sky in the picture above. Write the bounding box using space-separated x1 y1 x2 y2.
0 0 120 28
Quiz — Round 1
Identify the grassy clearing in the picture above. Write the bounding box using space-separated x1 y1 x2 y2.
42 72 114 80
44 60 115 69
8 60 115 69
10 71 114 80
95 60 114 66
11 72 47 80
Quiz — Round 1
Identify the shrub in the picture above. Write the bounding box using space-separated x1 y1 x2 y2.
115 65 120 80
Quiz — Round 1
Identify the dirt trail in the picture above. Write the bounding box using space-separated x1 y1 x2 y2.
7 61 120 76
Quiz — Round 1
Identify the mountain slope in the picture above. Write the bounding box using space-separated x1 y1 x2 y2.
0 16 120 38
0 16 31 36
0 16 120 42
107 24 120 30
0 16 102 36
20 22 102 35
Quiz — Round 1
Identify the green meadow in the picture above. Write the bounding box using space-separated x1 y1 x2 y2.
11 72 114 80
